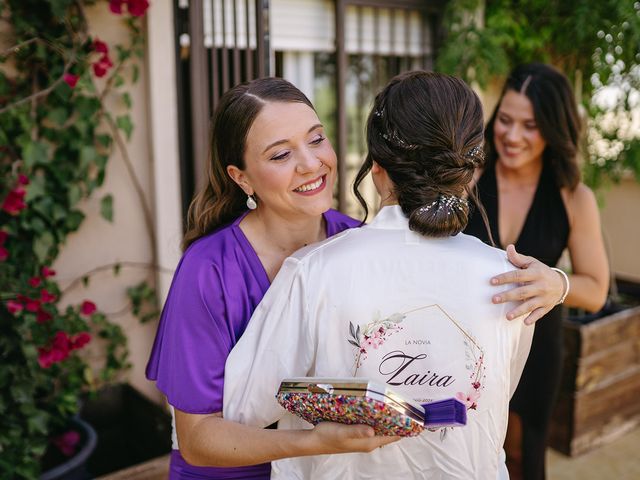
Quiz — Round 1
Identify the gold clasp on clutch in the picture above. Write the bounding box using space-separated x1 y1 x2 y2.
307 383 334 394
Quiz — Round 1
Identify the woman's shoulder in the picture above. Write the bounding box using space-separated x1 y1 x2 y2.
560 182 599 227
325 208 361 230
178 221 243 273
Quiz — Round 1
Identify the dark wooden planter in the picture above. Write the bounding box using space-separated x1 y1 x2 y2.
79 384 171 477
549 279 640 456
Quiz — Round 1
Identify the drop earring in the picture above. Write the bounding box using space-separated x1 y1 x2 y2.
246 194 257 210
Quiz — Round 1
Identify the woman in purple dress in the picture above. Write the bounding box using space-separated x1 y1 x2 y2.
146 78 399 479
146 77 565 479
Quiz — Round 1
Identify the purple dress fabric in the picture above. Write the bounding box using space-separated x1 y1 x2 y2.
146 209 359 480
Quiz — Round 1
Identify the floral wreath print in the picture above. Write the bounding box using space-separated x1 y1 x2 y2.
348 310 406 374
347 304 486 413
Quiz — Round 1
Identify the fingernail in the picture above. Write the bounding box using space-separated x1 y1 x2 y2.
506 312 514 320
491 278 498 285
492 295 501 303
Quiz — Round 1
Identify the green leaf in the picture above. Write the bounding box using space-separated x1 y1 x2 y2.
80 145 98 169
46 0 73 17
22 141 49 168
100 194 114 222
132 64 140 83
65 209 85 231
96 134 112 148
24 174 45 202
33 232 54 263
46 107 68 127
116 115 133 140
68 184 82 206
122 92 132 109
26 411 48 435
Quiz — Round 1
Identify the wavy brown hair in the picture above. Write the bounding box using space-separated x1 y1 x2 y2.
354 71 488 237
485 63 582 190
182 77 314 250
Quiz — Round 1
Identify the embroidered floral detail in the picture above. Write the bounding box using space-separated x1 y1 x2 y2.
348 311 405 375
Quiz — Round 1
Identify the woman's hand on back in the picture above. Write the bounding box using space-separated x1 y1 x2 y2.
489 244 565 325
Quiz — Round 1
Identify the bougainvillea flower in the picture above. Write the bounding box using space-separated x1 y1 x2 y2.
40 289 56 303
37 331 72 368
92 54 113 78
109 0 149 17
28 277 42 288
36 309 53 323
63 73 79 88
17 174 29 185
41 266 56 278
52 430 81 456
0 231 7 244
93 38 109 54
24 298 41 312
1 187 27 215
109 0 125 14
6 300 23 314
80 300 97 316
127 0 150 17
71 332 91 350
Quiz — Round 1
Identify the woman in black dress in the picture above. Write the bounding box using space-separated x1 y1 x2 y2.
465 63 609 480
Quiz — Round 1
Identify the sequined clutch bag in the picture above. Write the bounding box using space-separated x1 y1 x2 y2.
276 377 466 437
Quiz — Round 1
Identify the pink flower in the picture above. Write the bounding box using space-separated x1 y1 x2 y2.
456 389 481 410
127 0 149 17
0 246 7 261
92 54 113 78
2 187 27 215
38 332 72 368
41 266 56 278
0 231 7 244
17 174 29 185
63 73 79 88
71 332 91 350
109 0 125 14
93 39 109 54
40 289 56 304
52 430 81 457
80 300 97 316
109 0 149 17
90 39 113 78
36 309 53 324
6 300 23 314
25 298 40 312
28 277 42 288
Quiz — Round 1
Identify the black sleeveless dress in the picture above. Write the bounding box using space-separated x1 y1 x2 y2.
464 162 569 480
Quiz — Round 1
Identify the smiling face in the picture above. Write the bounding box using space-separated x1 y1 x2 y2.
493 89 547 172
227 101 337 220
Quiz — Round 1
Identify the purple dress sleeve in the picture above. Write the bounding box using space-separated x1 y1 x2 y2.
146 210 359 415
146 218 270 413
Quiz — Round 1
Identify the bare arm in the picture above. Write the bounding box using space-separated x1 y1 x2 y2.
562 183 609 311
175 410 399 467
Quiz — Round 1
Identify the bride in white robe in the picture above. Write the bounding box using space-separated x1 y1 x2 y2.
223 71 536 480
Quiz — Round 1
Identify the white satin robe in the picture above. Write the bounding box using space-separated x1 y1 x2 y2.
223 205 533 480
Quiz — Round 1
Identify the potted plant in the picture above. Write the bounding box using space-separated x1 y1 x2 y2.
0 1 150 478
